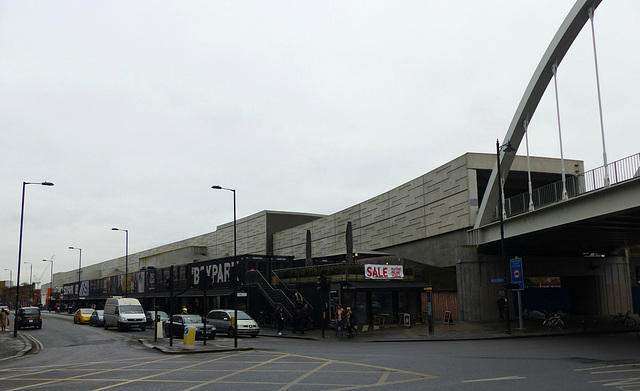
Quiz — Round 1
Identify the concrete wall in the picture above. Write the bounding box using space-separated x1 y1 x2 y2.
273 154 478 263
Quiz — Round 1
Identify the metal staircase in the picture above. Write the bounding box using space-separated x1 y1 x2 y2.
245 270 298 321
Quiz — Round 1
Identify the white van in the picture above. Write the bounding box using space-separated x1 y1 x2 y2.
103 297 147 331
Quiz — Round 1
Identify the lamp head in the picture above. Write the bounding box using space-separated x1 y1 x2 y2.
41 182 54 186
211 185 222 189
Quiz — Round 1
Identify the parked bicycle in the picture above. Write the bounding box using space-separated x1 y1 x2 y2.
543 312 565 331
612 311 637 329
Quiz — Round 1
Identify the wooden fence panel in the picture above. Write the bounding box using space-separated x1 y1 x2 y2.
421 291 458 322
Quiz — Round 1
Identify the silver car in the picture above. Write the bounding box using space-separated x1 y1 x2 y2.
206 309 259 337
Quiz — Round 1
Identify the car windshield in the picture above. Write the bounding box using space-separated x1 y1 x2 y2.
80 309 93 314
236 311 252 320
95 310 104 315
183 315 202 323
121 305 143 314
23 309 39 315
148 311 168 318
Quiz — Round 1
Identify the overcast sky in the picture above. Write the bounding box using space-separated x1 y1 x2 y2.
2 1 638 286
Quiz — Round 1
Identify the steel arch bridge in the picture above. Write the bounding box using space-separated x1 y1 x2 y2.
474 0 603 229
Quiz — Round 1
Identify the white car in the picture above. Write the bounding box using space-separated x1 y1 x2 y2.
206 309 259 337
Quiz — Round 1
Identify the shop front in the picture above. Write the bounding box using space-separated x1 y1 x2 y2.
340 281 429 327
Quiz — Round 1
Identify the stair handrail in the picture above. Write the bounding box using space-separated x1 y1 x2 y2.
246 270 296 320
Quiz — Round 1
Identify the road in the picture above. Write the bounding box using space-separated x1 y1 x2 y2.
0 312 638 390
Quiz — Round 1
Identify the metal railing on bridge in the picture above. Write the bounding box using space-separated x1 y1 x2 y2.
500 153 640 218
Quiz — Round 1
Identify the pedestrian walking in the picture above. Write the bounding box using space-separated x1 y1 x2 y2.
335 304 345 337
275 305 285 336
345 307 357 337
0 308 8 331
292 305 305 334
496 295 505 321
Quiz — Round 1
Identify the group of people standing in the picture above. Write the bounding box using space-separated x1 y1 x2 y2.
274 303 310 336
335 304 357 338
273 302 357 338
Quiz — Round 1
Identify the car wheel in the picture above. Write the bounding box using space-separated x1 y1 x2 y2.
37 325 42 329
73 318 77 324
251 334 257 338
140 325 146 331
104 322 108 330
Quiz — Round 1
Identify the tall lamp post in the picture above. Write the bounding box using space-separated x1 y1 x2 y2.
497 139 514 335
43 258 54 308
4 269 12 289
23 261 33 306
15 180 54 337
69 247 82 305
211 185 237 349
111 228 129 297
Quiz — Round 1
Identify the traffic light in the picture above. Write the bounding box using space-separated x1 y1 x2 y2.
317 274 330 290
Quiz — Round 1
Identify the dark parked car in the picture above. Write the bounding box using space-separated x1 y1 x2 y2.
89 310 104 327
16 307 42 329
164 314 215 339
145 310 169 326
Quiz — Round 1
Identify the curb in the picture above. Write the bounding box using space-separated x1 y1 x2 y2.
0 333 33 362
138 339 253 354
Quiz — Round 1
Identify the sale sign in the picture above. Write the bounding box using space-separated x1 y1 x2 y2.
364 264 404 280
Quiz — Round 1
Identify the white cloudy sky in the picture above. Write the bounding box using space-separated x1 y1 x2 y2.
1 1 638 286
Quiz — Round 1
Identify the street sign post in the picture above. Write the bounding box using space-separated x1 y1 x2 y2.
510 257 524 329
510 257 524 290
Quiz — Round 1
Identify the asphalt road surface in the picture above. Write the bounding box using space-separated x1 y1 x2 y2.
0 312 638 390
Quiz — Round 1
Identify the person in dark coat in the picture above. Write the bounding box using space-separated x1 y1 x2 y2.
497 295 506 321
292 306 305 334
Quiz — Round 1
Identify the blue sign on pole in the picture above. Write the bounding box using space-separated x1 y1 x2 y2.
510 258 524 290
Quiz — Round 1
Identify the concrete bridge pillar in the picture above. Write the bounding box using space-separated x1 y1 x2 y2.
601 250 633 315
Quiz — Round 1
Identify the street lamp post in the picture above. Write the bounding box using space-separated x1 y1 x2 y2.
211 185 237 349
15 180 54 337
497 139 514 335
43 258 54 308
111 228 129 297
23 262 33 305
4 269 11 289
69 247 82 305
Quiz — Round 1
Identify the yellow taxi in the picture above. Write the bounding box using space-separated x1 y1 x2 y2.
74 308 94 324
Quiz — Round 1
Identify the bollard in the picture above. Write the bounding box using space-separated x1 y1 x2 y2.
183 326 196 350
155 321 163 339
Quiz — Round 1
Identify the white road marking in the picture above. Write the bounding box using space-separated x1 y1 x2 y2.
463 376 526 383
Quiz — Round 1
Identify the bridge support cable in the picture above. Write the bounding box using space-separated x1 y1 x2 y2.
552 62 569 201
523 119 535 211
588 7 610 187
473 0 603 229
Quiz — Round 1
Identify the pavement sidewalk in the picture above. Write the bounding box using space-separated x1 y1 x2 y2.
137 316 636 354
0 330 33 362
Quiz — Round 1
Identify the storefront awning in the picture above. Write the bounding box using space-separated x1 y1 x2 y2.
344 281 430 290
